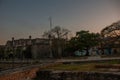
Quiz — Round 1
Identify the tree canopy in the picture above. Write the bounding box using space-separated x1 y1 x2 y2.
66 30 100 56
43 26 70 39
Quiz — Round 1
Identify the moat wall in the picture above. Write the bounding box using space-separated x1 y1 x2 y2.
0 67 39 80
0 63 60 80
34 70 120 80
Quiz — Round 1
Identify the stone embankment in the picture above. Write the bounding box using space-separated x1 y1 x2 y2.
34 70 120 80
0 67 39 80
0 63 60 80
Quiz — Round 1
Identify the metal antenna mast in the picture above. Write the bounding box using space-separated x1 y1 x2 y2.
49 17 52 30
49 16 53 58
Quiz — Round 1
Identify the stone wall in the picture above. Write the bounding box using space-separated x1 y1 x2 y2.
34 70 120 80
0 67 39 80
0 63 61 80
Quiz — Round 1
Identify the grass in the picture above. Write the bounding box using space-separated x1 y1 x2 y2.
0 60 120 72
46 64 95 71
44 60 120 72
101 54 120 58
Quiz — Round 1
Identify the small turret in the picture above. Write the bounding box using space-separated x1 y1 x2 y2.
29 35 32 40
12 37 15 46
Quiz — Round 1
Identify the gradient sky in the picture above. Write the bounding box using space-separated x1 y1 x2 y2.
0 0 120 45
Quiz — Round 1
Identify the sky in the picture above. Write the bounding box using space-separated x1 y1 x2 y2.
0 0 120 45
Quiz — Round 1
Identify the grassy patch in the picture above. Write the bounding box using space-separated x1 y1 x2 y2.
44 60 120 72
44 63 97 71
101 54 120 58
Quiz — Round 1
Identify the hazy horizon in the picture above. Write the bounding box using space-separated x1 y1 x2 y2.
0 0 120 45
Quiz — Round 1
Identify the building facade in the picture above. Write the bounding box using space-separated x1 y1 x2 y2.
5 36 50 59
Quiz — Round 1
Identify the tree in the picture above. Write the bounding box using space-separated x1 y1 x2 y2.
43 26 70 58
66 30 100 56
65 37 80 56
43 26 70 39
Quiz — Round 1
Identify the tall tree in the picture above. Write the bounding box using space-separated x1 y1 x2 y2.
43 26 70 58
66 30 100 56
43 26 70 39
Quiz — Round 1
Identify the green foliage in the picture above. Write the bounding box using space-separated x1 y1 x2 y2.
66 37 81 53
66 30 100 55
76 30 100 47
44 60 120 71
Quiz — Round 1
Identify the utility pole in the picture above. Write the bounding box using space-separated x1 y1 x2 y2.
49 16 53 58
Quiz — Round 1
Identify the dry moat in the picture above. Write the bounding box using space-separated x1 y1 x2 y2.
0 59 120 80
33 60 120 80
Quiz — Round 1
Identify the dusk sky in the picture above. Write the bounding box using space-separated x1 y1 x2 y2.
0 0 120 45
